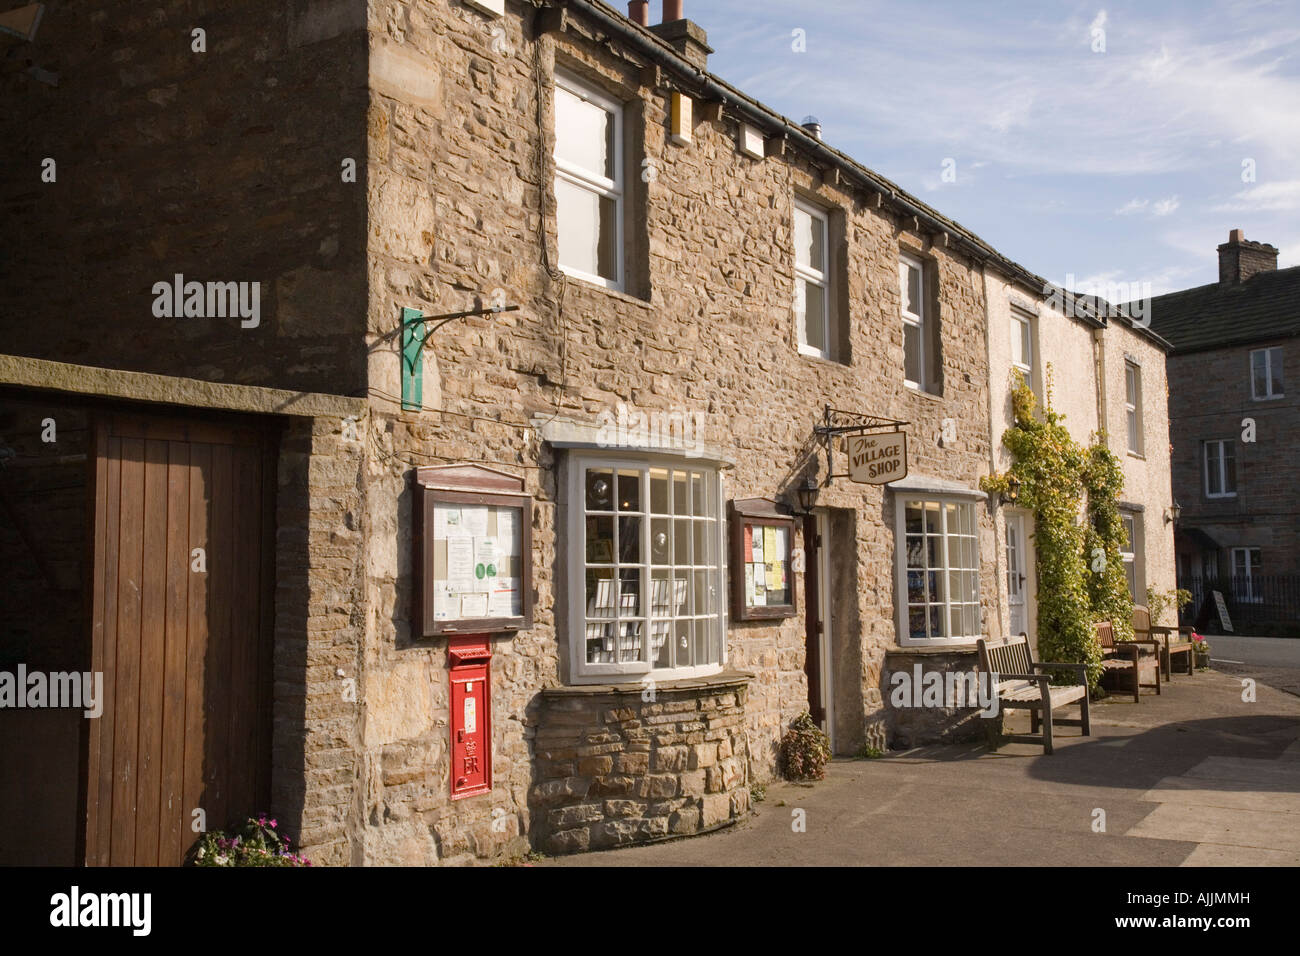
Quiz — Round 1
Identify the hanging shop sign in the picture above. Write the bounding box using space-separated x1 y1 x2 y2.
815 406 910 487
845 430 908 485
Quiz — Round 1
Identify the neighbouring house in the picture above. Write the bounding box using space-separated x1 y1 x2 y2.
1145 230 1300 634
0 0 1178 866
984 271 1178 648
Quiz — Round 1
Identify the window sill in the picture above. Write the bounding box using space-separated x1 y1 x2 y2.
798 347 848 367
1127 451 1146 461
544 667 754 697
1251 395 1284 402
561 270 653 310
885 644 980 656
904 383 943 402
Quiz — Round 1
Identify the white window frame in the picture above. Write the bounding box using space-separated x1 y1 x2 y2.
1010 309 1033 378
1203 439 1237 499
566 453 726 684
1250 347 1284 400
794 199 831 359
895 495 982 646
1120 513 1138 600
900 254 930 391
553 70 625 291
1231 547 1262 603
1124 360 1143 456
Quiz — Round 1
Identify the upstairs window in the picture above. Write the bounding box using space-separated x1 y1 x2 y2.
1250 347 1284 399
794 200 830 359
1204 439 1237 498
554 72 624 290
1010 310 1033 377
900 254 938 392
1124 361 1143 456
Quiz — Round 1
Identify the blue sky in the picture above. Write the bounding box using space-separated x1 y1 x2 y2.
691 0 1300 295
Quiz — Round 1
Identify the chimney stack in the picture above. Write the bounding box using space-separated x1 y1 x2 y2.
649 0 713 69
1218 229 1278 285
627 1 649 26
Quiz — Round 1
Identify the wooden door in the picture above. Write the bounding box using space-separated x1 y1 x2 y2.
85 413 275 866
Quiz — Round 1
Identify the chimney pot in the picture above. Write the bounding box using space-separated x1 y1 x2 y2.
663 0 684 21
801 115 822 139
628 1 649 25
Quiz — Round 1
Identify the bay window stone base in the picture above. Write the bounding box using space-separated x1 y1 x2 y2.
529 671 753 855
884 647 999 749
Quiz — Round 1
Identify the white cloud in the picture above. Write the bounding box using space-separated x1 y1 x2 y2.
1152 196 1181 216
1115 199 1149 215
1213 179 1300 212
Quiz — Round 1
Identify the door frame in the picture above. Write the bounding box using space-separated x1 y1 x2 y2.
802 509 835 750
1004 509 1035 642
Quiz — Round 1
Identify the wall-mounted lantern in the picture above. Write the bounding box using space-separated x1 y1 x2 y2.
1164 501 1182 525
999 476 1021 506
796 476 821 514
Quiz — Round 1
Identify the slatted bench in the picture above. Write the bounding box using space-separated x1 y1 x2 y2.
1095 620 1161 702
978 635 1090 755
1132 605 1195 680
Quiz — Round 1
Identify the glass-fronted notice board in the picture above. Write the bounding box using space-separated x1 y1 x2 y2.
415 465 533 636
728 498 797 621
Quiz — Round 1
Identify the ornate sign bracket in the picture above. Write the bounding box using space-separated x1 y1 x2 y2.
814 405 909 484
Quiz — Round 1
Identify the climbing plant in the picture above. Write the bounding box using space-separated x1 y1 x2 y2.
981 372 1102 688
1082 440 1134 642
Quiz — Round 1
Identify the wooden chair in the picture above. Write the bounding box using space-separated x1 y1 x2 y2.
1132 605 1195 680
1095 621 1161 702
978 636 1090 755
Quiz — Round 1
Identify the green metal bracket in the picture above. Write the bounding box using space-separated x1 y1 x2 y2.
401 307 424 411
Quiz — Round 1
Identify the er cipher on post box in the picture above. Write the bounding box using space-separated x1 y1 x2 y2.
449 635 492 799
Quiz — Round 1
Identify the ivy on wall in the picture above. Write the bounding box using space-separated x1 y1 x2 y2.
982 371 1129 688
1082 442 1135 642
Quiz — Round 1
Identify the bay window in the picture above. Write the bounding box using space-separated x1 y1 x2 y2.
897 497 981 644
567 455 724 682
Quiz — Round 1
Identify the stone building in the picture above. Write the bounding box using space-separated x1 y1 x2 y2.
0 0 1177 865
1145 231 1300 632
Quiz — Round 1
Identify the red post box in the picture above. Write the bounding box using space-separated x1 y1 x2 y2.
448 636 492 799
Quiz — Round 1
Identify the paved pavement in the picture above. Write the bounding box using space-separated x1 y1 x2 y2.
1208 635 1300 696
544 668 1300 866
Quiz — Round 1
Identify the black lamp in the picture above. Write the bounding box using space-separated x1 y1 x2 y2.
1165 501 1182 524
999 476 1020 506
796 476 820 514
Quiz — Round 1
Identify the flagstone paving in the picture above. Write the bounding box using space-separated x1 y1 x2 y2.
542 668 1300 866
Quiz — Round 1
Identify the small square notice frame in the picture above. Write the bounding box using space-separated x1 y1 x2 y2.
415 465 534 637
728 498 798 621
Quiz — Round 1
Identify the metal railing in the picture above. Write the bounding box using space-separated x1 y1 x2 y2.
1176 575 1300 637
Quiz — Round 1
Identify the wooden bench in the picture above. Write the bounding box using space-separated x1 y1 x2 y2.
978 636 1090 755
1133 605 1195 680
1095 620 1161 702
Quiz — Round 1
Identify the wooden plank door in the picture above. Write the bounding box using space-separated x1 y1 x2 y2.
85 412 274 866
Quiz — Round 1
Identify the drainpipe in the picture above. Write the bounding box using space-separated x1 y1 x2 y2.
1093 326 1108 443
981 266 1007 639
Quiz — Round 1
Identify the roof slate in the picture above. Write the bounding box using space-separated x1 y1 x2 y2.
1132 266 1300 353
